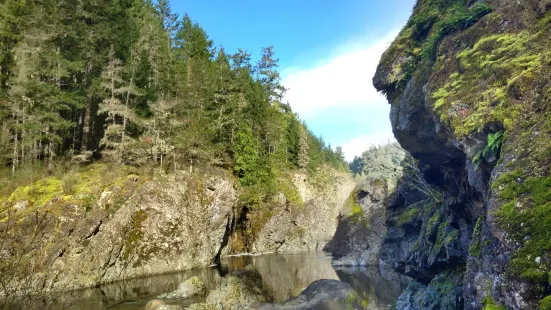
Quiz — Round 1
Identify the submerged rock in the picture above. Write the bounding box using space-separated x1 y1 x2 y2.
157 276 206 299
188 266 270 310
144 299 183 310
258 279 367 310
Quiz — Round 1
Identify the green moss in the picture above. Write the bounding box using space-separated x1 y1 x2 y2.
469 216 483 258
492 169 551 283
378 0 492 93
275 175 303 206
540 296 551 310
431 29 550 137
351 204 363 216
483 295 507 310
433 220 459 253
426 209 441 232
344 187 362 215
398 207 421 226
9 177 62 209
123 209 148 260
346 292 369 310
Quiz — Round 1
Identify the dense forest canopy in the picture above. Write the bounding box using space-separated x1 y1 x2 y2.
0 0 347 201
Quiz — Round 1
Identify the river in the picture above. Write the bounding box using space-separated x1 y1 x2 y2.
25 252 410 309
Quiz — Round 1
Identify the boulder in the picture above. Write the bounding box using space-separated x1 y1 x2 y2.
258 279 367 310
157 276 206 299
144 299 183 310
188 266 270 310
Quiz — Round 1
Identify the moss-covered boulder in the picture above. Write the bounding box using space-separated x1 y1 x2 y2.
157 276 206 299
188 266 270 310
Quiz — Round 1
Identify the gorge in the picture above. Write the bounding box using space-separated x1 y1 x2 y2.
2 0 551 310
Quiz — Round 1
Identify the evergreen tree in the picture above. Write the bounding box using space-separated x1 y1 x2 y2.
298 124 309 169
349 155 364 175
98 48 139 163
234 123 260 186
255 46 286 101
0 0 347 187
285 116 300 167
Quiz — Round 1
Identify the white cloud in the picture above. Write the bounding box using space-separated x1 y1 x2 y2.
280 29 401 161
281 30 399 119
342 132 396 161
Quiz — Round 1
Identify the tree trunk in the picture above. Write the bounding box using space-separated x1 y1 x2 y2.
81 95 92 152
12 116 19 176
48 141 53 174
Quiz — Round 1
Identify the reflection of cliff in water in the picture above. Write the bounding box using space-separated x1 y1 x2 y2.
335 265 411 310
27 267 221 310
27 252 409 310
220 252 339 302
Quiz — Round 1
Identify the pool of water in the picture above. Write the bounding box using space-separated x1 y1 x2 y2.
20 252 410 310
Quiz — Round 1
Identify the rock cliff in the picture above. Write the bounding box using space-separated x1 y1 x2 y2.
228 171 356 254
1 166 237 294
373 0 551 309
1 164 354 300
329 179 389 266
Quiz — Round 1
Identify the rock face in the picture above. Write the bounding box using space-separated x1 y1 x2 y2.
258 279 367 310
1 168 237 293
329 179 389 266
373 0 551 309
249 172 356 254
188 266 271 310
157 276 206 299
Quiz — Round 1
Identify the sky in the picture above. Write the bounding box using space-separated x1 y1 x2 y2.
170 0 416 161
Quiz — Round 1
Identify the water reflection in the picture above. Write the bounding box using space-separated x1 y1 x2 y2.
335 266 410 310
16 253 409 310
219 252 340 302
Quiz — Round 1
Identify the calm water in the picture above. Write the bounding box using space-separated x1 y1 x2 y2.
17 252 410 310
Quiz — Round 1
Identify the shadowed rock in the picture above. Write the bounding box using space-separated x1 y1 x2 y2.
258 279 366 310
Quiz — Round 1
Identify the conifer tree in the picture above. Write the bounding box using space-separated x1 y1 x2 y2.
298 124 309 169
234 123 260 186
99 48 138 162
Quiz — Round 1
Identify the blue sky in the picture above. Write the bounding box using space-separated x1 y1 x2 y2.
170 0 416 160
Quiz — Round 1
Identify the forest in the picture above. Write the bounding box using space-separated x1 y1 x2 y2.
0 0 347 203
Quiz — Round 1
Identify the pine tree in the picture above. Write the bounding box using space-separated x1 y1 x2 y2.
99 48 138 162
285 116 300 167
234 123 260 186
255 46 286 101
298 124 309 169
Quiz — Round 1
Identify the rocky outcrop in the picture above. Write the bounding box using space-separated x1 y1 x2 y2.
373 0 551 309
1 167 237 294
335 265 410 310
393 269 464 310
329 179 388 266
247 172 356 254
157 276 206 299
258 279 367 310
188 266 271 310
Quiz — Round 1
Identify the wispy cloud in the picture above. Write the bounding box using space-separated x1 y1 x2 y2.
281 30 400 161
